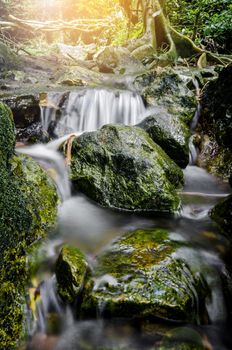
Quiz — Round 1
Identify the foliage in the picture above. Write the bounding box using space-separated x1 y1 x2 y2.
167 0 232 53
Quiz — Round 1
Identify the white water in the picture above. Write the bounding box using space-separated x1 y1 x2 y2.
41 89 146 137
17 145 71 201
23 87 232 350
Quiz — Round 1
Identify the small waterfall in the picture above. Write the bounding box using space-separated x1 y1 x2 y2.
188 76 202 165
189 137 198 165
17 145 71 200
190 76 202 131
40 92 65 131
40 88 146 137
33 276 74 335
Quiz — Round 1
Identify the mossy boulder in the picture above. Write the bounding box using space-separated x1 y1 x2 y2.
210 195 232 239
134 68 196 124
0 102 15 167
0 102 58 349
80 228 208 323
56 245 90 303
66 124 184 212
137 113 190 168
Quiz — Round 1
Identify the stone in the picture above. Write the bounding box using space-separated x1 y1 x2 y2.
80 228 208 323
134 67 196 124
16 121 50 143
0 102 58 349
1 94 41 128
137 112 190 168
210 195 232 239
56 245 90 303
66 124 184 212
199 65 232 181
94 46 145 75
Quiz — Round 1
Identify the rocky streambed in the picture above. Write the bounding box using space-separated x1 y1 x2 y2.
0 62 232 350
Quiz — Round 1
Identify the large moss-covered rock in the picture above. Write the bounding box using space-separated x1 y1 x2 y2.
137 113 190 168
67 124 184 212
0 102 15 167
210 195 232 239
80 228 208 323
56 245 90 303
0 102 58 349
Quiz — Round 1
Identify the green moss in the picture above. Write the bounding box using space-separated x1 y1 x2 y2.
56 245 90 303
0 102 15 167
0 102 58 349
80 228 208 322
68 124 183 213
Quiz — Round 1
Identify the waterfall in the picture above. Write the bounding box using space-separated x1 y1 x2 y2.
34 276 74 335
40 88 146 137
17 145 71 201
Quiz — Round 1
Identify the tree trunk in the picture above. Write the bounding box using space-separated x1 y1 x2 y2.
125 0 231 66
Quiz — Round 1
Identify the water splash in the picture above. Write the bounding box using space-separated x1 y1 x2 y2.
41 88 146 137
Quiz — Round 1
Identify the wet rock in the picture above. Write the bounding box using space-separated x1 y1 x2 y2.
0 102 58 348
94 46 145 75
199 65 232 181
66 124 183 212
134 67 196 124
210 195 232 239
56 245 90 303
1 93 40 128
80 228 208 322
16 122 50 143
137 112 190 168
156 326 207 350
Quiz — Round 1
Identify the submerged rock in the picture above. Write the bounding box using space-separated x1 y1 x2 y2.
66 124 183 212
0 102 58 349
137 113 190 168
56 245 90 303
80 228 208 323
210 195 232 239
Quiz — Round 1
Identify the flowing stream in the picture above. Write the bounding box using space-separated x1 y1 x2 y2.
19 87 232 350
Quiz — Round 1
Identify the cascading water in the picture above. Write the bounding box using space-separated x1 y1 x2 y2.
41 88 146 137
17 145 71 201
22 85 232 350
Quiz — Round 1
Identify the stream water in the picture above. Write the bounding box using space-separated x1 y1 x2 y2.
18 88 232 350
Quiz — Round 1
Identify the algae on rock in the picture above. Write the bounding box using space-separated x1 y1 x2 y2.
66 124 184 212
0 102 58 349
80 228 208 323
56 245 90 303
